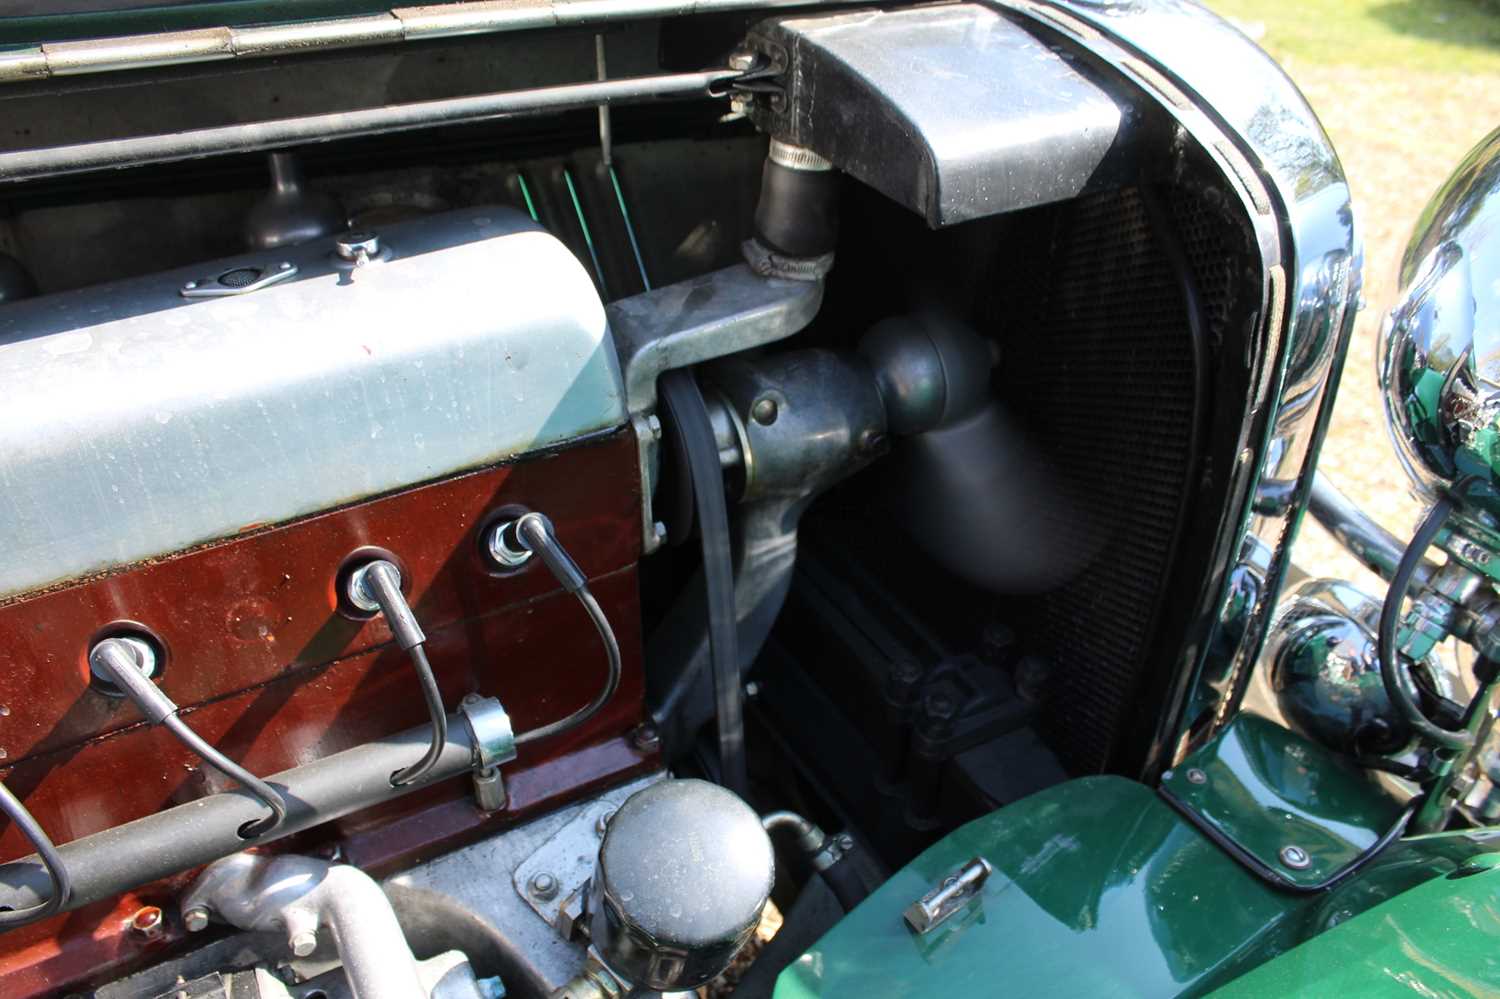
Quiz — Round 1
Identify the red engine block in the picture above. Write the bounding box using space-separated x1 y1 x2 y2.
0 428 650 995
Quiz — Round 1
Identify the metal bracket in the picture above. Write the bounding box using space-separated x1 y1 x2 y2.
605 263 823 553
903 856 993 935
512 799 619 936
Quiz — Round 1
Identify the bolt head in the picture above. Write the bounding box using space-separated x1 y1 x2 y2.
727 51 757 72
529 871 559 900
1185 768 1208 785
289 930 318 957
646 414 663 440
630 723 661 752
182 906 210 933
1279 845 1312 870
652 521 668 544
751 397 779 425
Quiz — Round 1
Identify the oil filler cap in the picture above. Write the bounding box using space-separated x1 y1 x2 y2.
588 779 773 991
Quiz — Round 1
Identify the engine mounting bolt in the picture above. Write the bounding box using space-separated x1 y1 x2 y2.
630 722 661 753
1279 845 1312 870
529 872 559 900
289 930 318 958
751 398 778 425
182 906 210 933
129 905 165 941
1185 768 1208 785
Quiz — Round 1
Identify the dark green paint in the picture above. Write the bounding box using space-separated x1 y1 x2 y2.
1211 857 1500 997
775 767 1498 998
774 776 1315 999
1162 713 1403 889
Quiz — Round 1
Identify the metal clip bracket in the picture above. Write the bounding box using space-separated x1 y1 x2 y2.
903 856 993 935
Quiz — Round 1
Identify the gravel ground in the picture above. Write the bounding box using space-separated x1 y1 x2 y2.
1278 64 1500 594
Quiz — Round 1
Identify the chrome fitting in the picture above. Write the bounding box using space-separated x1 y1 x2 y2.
88 634 158 685
486 520 534 568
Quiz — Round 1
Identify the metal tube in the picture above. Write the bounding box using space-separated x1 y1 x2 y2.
0 2 867 85
761 810 826 855
1308 472 1436 588
0 70 738 183
0 712 477 915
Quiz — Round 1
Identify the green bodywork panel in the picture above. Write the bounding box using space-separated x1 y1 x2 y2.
1212 857 1500 997
775 776 1314 999
1161 713 1403 889
776 773 1500 998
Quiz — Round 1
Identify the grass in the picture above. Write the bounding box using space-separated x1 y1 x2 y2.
1212 0 1500 74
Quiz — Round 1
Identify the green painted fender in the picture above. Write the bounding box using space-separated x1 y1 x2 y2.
1210 857 1500 997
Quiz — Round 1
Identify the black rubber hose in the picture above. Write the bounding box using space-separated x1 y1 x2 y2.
659 367 749 798
389 644 449 787
819 853 870 912
160 714 288 838
0 779 71 927
515 587 621 745
1378 495 1469 751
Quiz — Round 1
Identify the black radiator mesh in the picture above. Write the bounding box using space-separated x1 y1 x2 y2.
1001 186 1204 774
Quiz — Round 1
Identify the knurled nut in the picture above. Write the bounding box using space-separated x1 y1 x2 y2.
768 138 833 172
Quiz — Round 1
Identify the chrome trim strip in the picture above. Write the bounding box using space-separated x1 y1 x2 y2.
996 0 1361 773
0 0 865 84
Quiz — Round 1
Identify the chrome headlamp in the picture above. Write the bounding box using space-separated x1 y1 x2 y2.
1380 126 1500 549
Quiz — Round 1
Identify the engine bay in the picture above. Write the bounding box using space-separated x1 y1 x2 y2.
0 3 1296 996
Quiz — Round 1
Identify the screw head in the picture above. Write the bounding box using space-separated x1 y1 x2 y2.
529 871 559 900
182 906 210 933
1279 845 1312 870
751 397 779 425
1185 768 1208 785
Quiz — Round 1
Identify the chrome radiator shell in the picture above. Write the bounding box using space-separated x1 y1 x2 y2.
0 207 623 600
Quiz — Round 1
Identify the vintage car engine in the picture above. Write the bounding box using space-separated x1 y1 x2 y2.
0 1 1375 996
